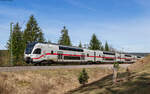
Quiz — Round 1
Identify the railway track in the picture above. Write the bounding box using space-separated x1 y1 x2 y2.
0 64 131 72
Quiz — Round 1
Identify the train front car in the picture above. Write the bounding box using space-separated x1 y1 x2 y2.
24 42 42 64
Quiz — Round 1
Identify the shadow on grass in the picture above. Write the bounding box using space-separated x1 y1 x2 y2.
66 72 150 94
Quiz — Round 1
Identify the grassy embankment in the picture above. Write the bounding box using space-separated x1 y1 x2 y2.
0 68 112 94
67 55 150 94
1 55 150 94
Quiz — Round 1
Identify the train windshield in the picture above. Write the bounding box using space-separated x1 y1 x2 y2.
25 42 38 54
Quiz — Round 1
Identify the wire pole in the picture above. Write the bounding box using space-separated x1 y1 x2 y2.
10 22 13 66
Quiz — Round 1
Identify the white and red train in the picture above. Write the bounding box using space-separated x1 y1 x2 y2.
24 42 142 65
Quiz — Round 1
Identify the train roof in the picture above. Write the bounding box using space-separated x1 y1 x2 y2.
37 42 86 49
29 42 141 57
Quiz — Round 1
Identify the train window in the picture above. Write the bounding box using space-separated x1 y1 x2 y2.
51 50 53 54
57 51 63 59
33 48 41 54
104 58 114 61
59 46 83 52
125 55 131 57
64 56 80 60
125 59 131 61
25 42 38 54
103 52 115 55
81 53 85 60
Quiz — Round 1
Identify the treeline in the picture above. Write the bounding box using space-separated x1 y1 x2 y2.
58 26 115 52
7 15 45 65
7 15 115 65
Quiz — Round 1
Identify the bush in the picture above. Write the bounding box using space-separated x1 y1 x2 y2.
113 62 119 69
78 68 89 85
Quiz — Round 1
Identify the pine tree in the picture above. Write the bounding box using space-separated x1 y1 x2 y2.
105 41 109 51
89 34 102 50
101 45 104 51
7 23 24 65
78 68 89 85
38 31 45 42
58 26 72 46
23 15 45 46
78 41 82 48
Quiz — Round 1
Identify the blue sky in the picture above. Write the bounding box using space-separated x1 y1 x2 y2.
0 0 150 52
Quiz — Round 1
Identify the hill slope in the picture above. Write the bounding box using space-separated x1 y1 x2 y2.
126 52 150 57
67 55 150 94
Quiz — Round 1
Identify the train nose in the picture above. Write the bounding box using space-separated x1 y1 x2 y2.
25 57 32 64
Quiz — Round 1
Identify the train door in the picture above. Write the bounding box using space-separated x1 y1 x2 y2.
57 51 63 62
94 52 96 62
115 53 120 63
81 53 85 62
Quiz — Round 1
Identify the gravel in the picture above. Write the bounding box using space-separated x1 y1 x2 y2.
0 64 131 72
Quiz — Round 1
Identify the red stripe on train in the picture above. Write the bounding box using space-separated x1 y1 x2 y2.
32 55 45 59
32 53 134 60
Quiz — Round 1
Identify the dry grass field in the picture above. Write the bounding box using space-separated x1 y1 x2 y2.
68 55 150 94
0 68 112 94
1 56 150 94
